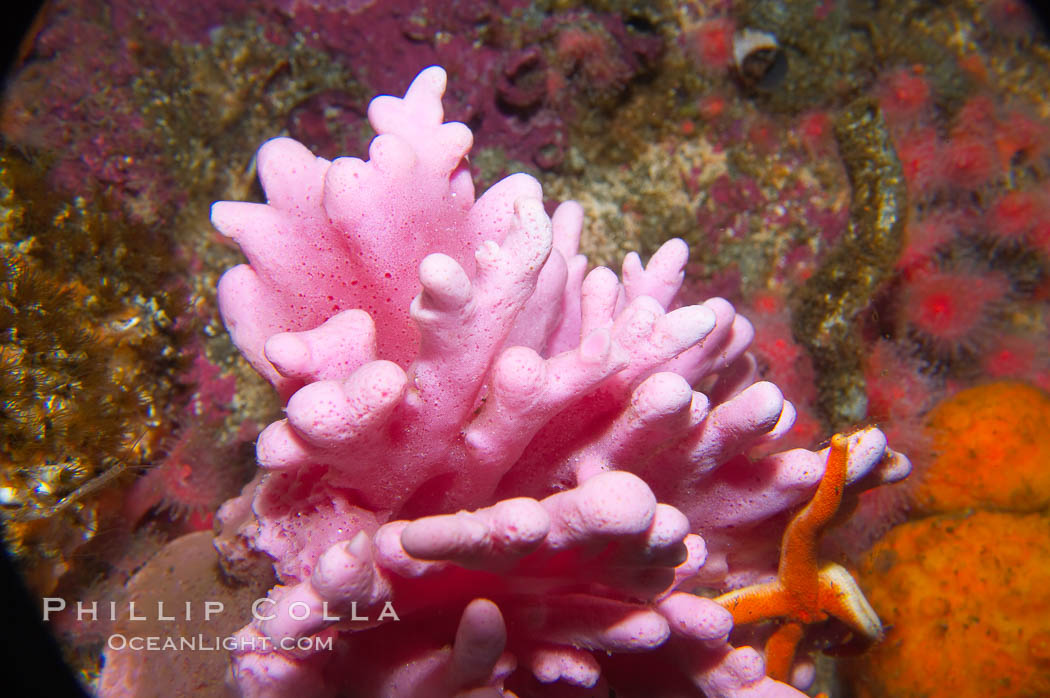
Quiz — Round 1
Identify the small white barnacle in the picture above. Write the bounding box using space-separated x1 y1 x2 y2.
732 27 784 88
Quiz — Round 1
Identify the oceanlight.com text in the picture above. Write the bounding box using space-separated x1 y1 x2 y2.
106 633 335 652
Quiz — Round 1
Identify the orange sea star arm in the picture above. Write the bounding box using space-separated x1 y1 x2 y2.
713 433 883 684
715 580 795 624
763 621 805 683
778 433 848 607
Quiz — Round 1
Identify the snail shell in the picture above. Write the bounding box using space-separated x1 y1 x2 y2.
732 28 785 88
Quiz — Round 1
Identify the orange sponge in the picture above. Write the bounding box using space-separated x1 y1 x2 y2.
845 510 1050 698
914 381 1050 515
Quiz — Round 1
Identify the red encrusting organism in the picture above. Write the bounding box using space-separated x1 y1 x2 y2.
875 67 931 128
123 353 255 531
689 18 735 71
987 187 1050 240
893 127 945 198
982 331 1050 390
944 132 1000 191
897 266 1010 362
896 213 962 275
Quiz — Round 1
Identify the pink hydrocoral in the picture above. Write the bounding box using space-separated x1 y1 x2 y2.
208 67 908 697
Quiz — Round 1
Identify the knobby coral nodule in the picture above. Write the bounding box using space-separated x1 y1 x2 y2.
207 67 908 697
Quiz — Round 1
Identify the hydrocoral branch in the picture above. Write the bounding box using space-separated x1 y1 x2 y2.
208 66 909 697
